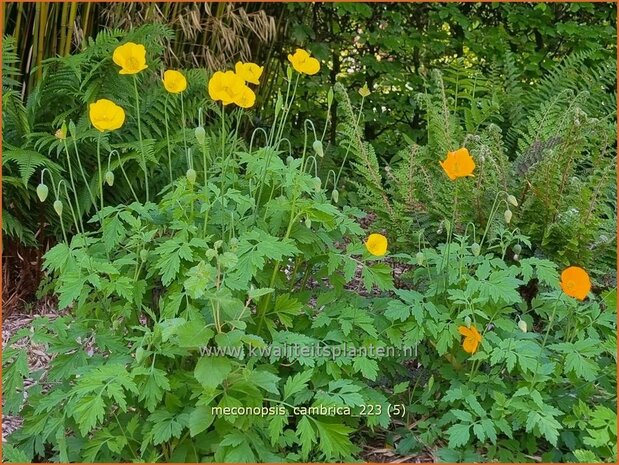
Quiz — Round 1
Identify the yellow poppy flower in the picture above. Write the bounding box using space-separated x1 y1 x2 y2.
287 49 320 75
560 266 591 301
235 62 264 85
234 85 256 109
208 71 246 105
113 42 148 75
365 233 388 257
162 70 187 94
458 325 482 354
440 148 476 180
89 99 125 132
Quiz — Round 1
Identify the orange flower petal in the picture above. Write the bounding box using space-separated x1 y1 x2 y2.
560 266 591 301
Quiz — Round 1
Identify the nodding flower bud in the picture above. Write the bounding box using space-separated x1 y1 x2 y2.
305 217 312 229
513 244 522 254
331 189 339 203
416 251 425 266
327 87 334 107
504 209 513 224
471 242 481 257
286 155 294 165
313 178 322 192
518 319 528 333
105 171 115 187
359 83 371 98
195 126 206 145
36 183 49 202
186 168 197 184
53 200 63 216
464 316 472 328
312 140 324 158
513 254 519 261
140 249 149 262
507 194 518 207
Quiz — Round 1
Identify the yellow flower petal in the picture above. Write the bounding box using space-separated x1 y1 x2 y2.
288 49 321 75
234 85 256 109
235 62 263 85
163 70 187 94
89 99 125 132
365 233 388 257
113 42 148 75
208 71 246 105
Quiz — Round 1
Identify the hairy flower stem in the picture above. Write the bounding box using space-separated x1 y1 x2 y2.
531 295 562 388
70 136 99 217
61 140 84 233
97 133 104 212
164 95 173 183
441 181 459 293
257 205 303 334
180 92 188 163
59 181 80 237
219 106 226 237
133 75 149 202
479 190 511 250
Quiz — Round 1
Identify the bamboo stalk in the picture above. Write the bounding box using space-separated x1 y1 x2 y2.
50 4 58 56
59 1 69 56
82 2 93 48
64 2 78 56
13 3 24 50
36 3 49 82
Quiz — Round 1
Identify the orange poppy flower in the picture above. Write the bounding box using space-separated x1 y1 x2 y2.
458 325 482 354
440 148 475 180
560 266 591 301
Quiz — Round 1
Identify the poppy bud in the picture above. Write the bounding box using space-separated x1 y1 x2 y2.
286 155 294 165
214 240 223 250
305 217 312 228
507 194 518 207
331 189 339 203
186 168 197 184
135 347 145 363
464 316 472 327
195 126 206 145
314 178 322 191
105 171 115 186
286 65 293 81
513 244 522 254
513 254 519 261
327 87 334 107
140 249 149 262
518 319 528 333
36 183 49 202
504 209 513 224
229 237 239 252
53 200 63 216
471 242 481 256
312 140 324 157
416 251 425 265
